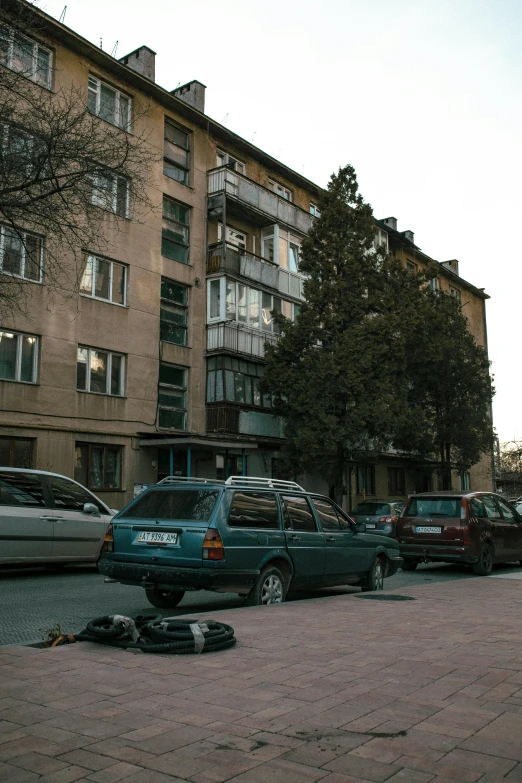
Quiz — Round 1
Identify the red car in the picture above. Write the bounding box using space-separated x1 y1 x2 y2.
396 491 522 575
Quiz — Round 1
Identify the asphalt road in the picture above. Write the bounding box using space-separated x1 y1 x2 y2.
2 559 521 647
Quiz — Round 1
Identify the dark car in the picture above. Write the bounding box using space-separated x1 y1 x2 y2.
98 476 402 607
350 500 405 538
396 490 522 575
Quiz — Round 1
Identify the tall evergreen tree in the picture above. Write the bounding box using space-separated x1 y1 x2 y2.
263 165 424 503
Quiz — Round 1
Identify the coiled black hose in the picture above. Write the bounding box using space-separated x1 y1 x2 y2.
75 613 236 654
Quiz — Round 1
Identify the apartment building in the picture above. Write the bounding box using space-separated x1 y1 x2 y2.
0 3 493 509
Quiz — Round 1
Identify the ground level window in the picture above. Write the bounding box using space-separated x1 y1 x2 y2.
356 464 375 496
388 467 405 496
0 436 34 468
74 443 123 490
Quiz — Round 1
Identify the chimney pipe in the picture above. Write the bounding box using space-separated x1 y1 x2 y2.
119 46 156 82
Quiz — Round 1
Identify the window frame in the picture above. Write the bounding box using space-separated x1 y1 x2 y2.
76 345 125 397
388 467 405 496
0 436 35 468
0 223 44 283
216 149 245 175
429 277 440 293
267 178 292 201
0 329 39 384
74 442 123 491
1 27 53 88
163 119 190 185
80 254 127 306
309 203 321 217
206 277 299 330
160 278 188 346
158 363 187 431
449 286 461 303
90 172 130 218
356 464 376 496
87 75 132 131
206 355 272 409
161 196 190 263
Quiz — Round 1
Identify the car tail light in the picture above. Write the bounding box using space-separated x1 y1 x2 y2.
103 524 114 552
378 516 395 523
202 528 225 560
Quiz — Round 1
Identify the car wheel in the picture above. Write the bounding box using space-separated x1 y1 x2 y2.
145 587 185 608
245 565 286 606
472 542 494 576
400 559 419 571
360 556 385 592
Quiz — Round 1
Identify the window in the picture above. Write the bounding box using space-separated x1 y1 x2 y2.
429 278 440 293
228 492 279 529
207 278 299 331
450 287 461 303
406 261 417 274
0 225 43 282
0 471 45 506
207 356 272 409
0 28 52 88
460 471 470 491
0 330 38 383
481 495 502 520
311 497 347 532
158 363 187 430
356 465 375 495
268 179 292 201
90 172 129 217
216 149 245 174
1 123 38 178
0 437 34 468
75 443 122 490
388 467 405 496
48 474 103 511
282 495 316 531
497 497 516 521
470 498 485 518
119 489 219 521
80 255 126 305
218 223 246 249
164 120 190 184
310 203 321 218
76 346 125 396
162 197 190 263
404 497 461 518
373 229 388 252
87 76 131 130
160 278 188 346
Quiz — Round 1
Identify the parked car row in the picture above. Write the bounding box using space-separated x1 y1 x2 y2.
3 467 522 607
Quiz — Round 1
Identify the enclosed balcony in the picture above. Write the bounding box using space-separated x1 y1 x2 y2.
207 242 279 289
207 166 314 235
207 321 278 359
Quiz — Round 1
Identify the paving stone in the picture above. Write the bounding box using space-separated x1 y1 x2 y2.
8 751 69 775
322 753 402 782
85 761 142 782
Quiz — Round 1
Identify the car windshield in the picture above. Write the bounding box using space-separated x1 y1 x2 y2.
405 497 461 518
353 502 390 516
118 489 220 521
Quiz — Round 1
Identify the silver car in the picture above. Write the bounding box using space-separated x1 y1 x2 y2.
350 500 405 537
0 468 115 566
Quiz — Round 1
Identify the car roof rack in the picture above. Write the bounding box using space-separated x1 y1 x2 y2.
224 476 305 491
156 476 225 485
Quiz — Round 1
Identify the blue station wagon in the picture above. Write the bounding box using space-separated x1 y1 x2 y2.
98 476 402 607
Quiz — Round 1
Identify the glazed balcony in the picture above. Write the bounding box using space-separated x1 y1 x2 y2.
207 166 314 235
207 321 278 359
207 242 304 299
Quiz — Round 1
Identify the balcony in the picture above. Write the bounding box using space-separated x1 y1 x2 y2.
207 166 314 235
206 404 284 438
207 321 278 359
207 242 279 289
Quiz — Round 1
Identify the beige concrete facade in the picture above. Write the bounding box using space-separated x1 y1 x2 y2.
0 4 493 510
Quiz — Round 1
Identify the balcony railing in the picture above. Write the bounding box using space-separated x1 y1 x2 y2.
207 166 314 235
207 321 278 358
206 404 240 434
207 242 279 289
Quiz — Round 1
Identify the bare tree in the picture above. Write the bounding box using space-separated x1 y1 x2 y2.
497 441 522 500
0 0 156 319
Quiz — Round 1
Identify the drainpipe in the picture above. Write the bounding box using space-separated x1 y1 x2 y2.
187 446 192 477
169 446 174 476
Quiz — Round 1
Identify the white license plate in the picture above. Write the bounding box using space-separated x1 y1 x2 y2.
415 526 442 534
365 524 376 529
135 531 178 545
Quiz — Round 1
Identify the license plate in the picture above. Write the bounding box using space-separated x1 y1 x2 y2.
415 526 442 534
365 524 376 529
135 531 178 545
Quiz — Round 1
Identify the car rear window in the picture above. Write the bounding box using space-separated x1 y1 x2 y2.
353 502 391 516
118 489 219 521
405 497 461 518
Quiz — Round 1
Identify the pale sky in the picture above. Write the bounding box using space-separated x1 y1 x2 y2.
41 0 522 444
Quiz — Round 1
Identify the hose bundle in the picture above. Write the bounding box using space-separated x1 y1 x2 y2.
75 613 236 654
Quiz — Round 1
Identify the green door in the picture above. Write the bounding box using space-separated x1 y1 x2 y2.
281 494 325 586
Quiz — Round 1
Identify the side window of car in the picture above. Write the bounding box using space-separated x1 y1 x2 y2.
228 491 279 529
48 476 101 512
311 497 342 532
0 471 46 507
497 498 516 522
482 495 502 520
282 495 317 531
470 498 485 518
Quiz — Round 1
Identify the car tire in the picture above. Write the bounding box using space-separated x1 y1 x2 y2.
472 542 494 576
245 565 286 606
400 559 419 571
145 587 185 608
360 556 385 592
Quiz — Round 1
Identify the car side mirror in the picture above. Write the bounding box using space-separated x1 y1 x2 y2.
355 522 366 534
83 502 101 517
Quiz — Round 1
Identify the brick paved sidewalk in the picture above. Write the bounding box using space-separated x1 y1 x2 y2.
2 578 522 783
